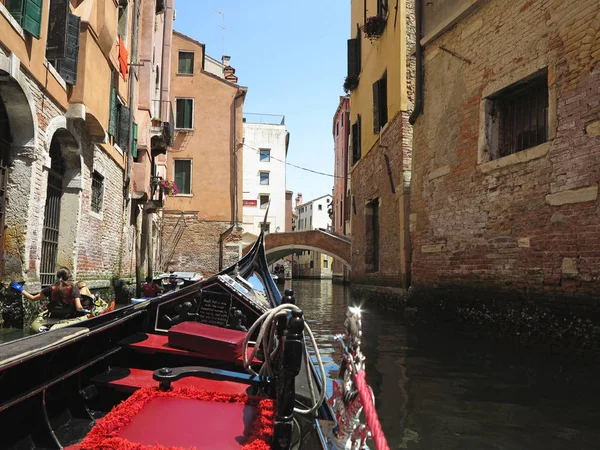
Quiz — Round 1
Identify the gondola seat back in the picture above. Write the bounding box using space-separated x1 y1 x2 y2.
168 321 246 361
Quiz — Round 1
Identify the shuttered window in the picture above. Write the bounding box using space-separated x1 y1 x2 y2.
131 122 138 158
352 115 361 165
9 0 43 38
175 99 193 129
372 73 387 134
108 72 118 137
116 104 130 149
347 37 361 79
178 51 194 74
46 0 69 60
53 13 81 85
174 160 191 195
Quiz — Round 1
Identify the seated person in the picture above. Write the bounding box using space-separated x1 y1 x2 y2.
15 267 88 318
142 276 162 298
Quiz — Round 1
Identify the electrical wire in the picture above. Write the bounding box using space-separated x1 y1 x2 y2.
242 142 345 179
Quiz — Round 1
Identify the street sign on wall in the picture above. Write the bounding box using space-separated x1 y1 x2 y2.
243 200 257 207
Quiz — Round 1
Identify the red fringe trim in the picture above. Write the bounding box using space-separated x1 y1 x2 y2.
79 386 274 450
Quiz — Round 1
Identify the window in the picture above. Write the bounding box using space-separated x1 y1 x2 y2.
352 115 361 165
91 171 104 213
6 0 43 38
318 204 322 211
118 0 128 45
259 149 270 162
176 98 193 129
365 199 380 272
347 35 361 79
260 172 269 185
377 0 388 16
178 51 194 74
261 222 270 234
260 194 269 209
487 72 548 160
174 160 191 194
336 122 339 136
373 72 388 133
309 260 314 269
323 259 329 269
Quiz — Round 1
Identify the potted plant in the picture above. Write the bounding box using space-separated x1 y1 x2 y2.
151 117 162 127
362 15 386 40
159 179 179 196
343 75 359 93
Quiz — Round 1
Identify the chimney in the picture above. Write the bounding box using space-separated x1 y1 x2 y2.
295 193 303 209
221 55 238 83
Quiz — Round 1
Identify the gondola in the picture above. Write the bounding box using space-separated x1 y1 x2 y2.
0 232 389 450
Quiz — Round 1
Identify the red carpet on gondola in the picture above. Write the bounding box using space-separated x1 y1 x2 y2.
80 386 274 450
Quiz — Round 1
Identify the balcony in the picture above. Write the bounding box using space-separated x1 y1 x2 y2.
151 100 174 154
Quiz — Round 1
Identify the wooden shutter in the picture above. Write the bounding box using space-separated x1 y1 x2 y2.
22 0 43 39
184 100 192 128
379 75 388 128
373 80 380 133
46 0 69 60
131 122 138 158
347 38 360 78
117 105 130 149
55 13 81 85
108 75 118 136
9 0 25 24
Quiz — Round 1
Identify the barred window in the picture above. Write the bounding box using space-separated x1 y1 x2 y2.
91 171 104 213
487 72 548 160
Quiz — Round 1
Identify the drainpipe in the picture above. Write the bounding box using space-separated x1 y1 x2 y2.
159 0 171 109
409 0 423 125
219 88 245 270
125 0 140 188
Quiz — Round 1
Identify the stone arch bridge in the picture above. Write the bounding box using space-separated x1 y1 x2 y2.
243 230 352 269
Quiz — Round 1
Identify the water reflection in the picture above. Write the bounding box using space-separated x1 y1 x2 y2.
285 279 600 449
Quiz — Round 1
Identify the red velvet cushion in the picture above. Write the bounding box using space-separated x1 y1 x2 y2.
168 321 247 361
118 397 256 449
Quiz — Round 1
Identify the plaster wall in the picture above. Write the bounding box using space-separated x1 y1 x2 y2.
242 122 288 235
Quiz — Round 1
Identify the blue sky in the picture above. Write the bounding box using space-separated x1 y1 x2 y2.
174 0 349 203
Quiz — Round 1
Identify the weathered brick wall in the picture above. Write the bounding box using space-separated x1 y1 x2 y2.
76 144 126 280
161 213 242 277
351 111 412 287
411 0 600 308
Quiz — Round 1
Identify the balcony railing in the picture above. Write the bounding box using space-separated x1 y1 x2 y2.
243 113 285 125
151 100 174 147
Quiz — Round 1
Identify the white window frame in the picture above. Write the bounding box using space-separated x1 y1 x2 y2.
259 193 270 209
177 50 195 75
175 97 195 130
173 158 193 195
259 171 270 185
259 148 271 162
117 0 129 46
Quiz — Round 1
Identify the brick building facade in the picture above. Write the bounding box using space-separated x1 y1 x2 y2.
410 0 600 311
347 0 415 290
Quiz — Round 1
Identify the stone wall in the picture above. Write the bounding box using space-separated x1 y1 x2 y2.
161 212 242 277
411 0 600 309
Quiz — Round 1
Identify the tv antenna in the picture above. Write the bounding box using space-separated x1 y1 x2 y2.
213 8 226 56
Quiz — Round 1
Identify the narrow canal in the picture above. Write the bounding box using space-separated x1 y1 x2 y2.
286 279 600 449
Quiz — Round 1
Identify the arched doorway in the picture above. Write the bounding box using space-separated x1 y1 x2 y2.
40 134 67 286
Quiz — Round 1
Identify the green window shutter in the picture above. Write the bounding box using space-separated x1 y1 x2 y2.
178 52 194 74
108 86 118 137
131 122 138 158
9 0 25 25
184 99 192 128
372 79 380 133
46 0 69 60
117 105 130 149
174 160 191 194
176 99 193 129
55 13 80 85
22 0 43 39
